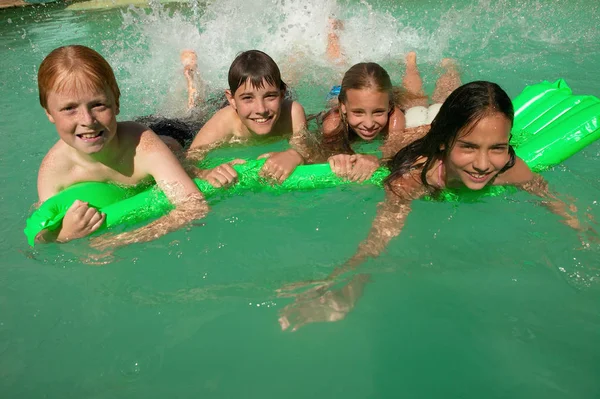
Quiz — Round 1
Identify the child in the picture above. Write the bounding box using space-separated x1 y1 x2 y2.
315 52 461 183
35 45 207 248
187 50 308 187
278 81 586 331
316 62 405 183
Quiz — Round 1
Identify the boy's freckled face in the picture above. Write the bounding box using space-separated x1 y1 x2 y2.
227 79 284 135
44 83 119 155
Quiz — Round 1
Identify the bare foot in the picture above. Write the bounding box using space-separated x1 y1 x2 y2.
405 51 417 68
329 16 344 31
180 49 198 70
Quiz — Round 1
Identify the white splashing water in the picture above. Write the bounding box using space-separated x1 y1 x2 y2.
101 0 600 116
102 0 447 115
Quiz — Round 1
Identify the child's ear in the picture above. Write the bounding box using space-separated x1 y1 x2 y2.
225 90 236 110
44 108 56 124
340 102 347 115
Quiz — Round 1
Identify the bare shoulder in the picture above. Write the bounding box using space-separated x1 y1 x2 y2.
290 100 307 131
190 106 238 148
290 100 306 118
494 156 534 185
388 106 406 133
322 109 341 136
121 122 180 164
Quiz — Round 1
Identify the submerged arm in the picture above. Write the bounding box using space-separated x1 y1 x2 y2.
330 191 413 280
91 132 208 250
499 158 583 230
278 174 424 331
517 173 583 230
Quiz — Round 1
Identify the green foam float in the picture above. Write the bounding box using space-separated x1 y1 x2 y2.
24 159 390 246
24 80 600 246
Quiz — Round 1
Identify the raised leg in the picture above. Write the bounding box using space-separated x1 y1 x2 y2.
431 58 461 104
401 52 428 108
326 17 344 64
180 49 200 110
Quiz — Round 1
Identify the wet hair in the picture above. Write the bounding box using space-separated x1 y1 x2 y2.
385 80 516 191
322 62 400 153
38 45 121 109
228 50 286 94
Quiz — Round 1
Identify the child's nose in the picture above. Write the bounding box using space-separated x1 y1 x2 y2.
473 151 490 172
78 107 95 126
254 100 268 114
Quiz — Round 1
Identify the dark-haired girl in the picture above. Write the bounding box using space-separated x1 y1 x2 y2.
278 81 585 331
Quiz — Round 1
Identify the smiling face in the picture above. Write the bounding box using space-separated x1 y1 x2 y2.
445 112 512 189
226 78 284 135
44 77 119 156
340 88 390 140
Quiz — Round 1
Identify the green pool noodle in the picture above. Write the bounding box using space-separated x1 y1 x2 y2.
24 80 600 246
24 159 390 246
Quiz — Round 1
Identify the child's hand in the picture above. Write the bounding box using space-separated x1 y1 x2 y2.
57 200 106 242
199 159 246 188
278 284 351 332
258 149 304 184
328 154 355 178
348 154 379 182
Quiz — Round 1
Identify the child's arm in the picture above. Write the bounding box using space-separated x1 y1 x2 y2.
498 157 585 230
91 130 207 250
279 172 423 288
278 174 423 331
35 150 107 244
330 185 417 279
258 101 308 183
187 107 245 187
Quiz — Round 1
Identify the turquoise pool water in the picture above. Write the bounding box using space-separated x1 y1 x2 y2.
1 0 600 397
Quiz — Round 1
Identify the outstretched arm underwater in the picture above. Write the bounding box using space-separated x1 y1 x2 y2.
278 162 591 331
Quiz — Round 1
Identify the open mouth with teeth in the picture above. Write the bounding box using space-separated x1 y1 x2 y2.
251 116 273 124
357 128 379 139
465 170 493 183
76 131 104 142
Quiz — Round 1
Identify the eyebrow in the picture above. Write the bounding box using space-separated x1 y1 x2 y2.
457 139 509 146
348 107 387 112
238 90 280 97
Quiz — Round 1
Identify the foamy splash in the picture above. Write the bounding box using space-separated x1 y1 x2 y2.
101 0 600 116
